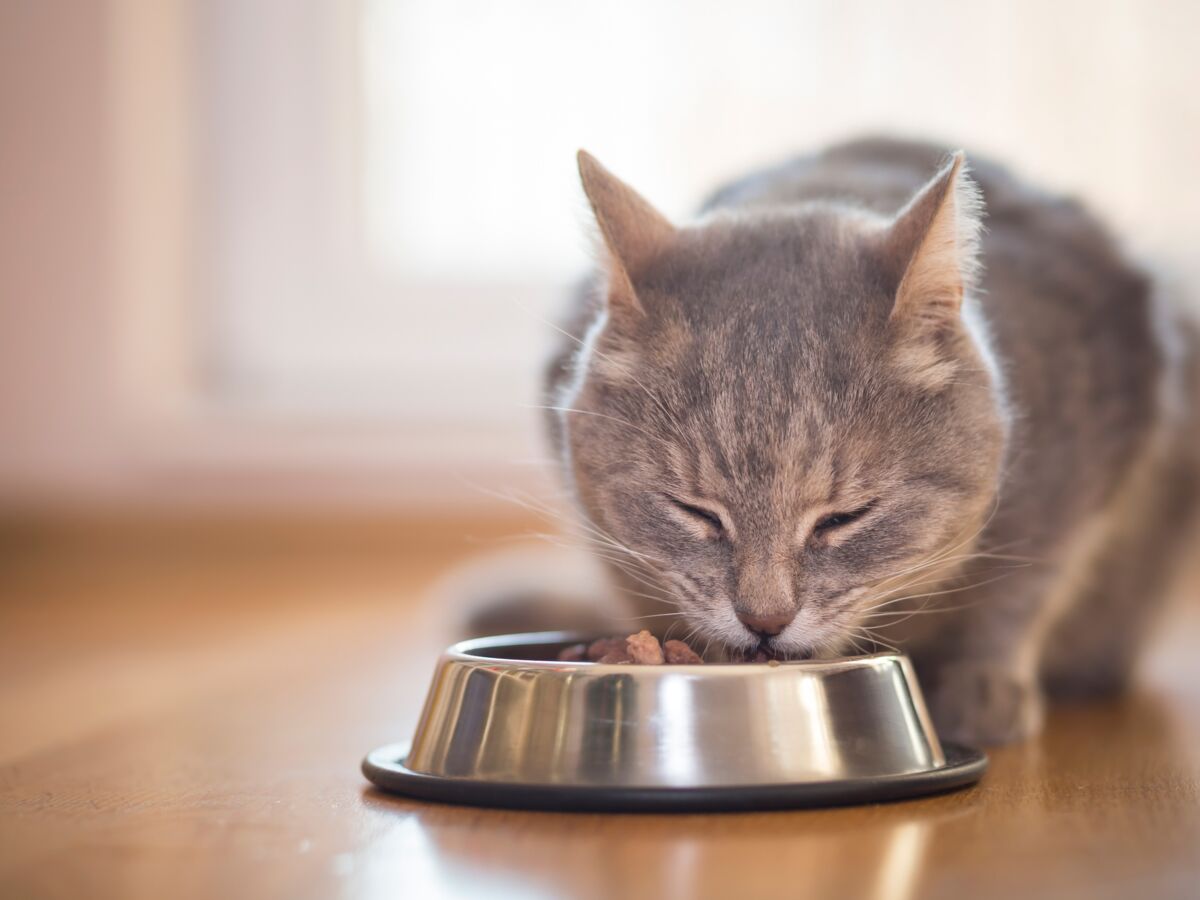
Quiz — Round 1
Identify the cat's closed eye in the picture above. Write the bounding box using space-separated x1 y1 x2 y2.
664 495 726 536
812 501 877 536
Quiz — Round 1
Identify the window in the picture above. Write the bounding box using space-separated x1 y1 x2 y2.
175 0 1197 484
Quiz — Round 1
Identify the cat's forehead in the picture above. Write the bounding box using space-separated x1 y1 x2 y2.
672 208 881 289
635 208 892 350
633 230 889 381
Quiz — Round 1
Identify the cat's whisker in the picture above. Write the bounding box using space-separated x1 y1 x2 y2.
866 548 1038 587
841 630 872 657
863 564 995 597
461 483 596 541
855 570 1021 618
595 556 673 599
557 512 664 564
569 527 664 566
843 623 901 656
859 601 990 622
582 532 662 565
857 581 1001 618
524 404 664 443
862 560 1032 603
677 622 706 657
861 595 978 627
613 585 678 607
858 518 1034 593
480 484 663 569
491 524 654 574
851 565 1012 614
473 497 674 598
611 576 682 605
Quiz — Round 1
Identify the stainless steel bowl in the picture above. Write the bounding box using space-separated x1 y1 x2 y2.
363 632 986 811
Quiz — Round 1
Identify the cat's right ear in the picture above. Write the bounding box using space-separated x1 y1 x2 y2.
879 153 984 391
883 151 983 329
577 150 676 316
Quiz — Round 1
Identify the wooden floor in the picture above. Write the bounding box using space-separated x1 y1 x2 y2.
2 516 1199 900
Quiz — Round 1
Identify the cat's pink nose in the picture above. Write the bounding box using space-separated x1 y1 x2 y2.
736 610 795 637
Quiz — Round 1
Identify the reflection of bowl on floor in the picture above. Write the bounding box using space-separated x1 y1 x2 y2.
362 632 986 811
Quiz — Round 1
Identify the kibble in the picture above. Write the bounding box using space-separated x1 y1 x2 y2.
585 637 627 662
559 632 705 665
626 630 665 664
663 639 704 665
557 642 588 662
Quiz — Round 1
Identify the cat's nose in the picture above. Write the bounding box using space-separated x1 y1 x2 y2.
735 610 795 637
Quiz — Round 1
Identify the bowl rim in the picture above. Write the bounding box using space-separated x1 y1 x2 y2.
447 630 908 672
362 739 988 812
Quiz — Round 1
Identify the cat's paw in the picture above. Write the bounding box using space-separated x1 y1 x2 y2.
1041 659 1133 701
924 661 1044 746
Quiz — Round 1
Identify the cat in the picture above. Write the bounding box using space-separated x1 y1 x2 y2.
499 137 1199 746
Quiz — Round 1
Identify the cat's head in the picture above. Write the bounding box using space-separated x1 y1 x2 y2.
560 150 1007 659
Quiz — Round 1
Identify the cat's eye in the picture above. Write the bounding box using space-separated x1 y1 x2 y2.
813 501 876 535
665 496 726 535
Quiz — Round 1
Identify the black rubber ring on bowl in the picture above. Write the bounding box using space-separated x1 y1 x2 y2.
361 741 987 813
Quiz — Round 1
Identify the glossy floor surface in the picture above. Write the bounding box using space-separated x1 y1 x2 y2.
2 518 1198 900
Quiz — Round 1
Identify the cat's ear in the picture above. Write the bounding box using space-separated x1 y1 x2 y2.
577 150 676 315
885 152 983 329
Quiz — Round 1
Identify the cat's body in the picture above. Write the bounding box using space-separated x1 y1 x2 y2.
536 138 1198 744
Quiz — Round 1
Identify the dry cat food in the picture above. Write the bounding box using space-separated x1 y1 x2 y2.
557 630 705 665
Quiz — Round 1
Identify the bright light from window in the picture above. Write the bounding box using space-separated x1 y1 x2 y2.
360 0 1197 288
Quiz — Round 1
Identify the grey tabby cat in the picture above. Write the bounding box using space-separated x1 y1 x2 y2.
536 137 1198 745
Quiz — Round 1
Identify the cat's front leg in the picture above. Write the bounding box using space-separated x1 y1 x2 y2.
905 570 1055 746
920 657 1044 746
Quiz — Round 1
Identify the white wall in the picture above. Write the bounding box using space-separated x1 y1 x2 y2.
0 2 123 505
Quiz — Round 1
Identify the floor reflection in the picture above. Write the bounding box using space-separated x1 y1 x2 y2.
870 819 932 900
356 786 975 900
342 811 557 900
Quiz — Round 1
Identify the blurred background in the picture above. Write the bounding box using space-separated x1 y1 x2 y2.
2 0 1197 517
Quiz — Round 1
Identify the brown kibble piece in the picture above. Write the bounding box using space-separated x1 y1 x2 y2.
586 637 627 662
577 634 706 665
556 642 588 662
626 630 665 665
663 639 704 665
597 648 633 664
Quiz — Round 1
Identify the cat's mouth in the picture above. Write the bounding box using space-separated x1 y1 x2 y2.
737 641 811 663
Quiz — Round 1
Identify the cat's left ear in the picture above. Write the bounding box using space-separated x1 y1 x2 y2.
884 152 983 329
577 150 676 316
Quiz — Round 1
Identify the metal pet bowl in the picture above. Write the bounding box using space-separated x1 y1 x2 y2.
363 632 986 812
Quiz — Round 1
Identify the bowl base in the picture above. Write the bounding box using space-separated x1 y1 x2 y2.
362 741 987 813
